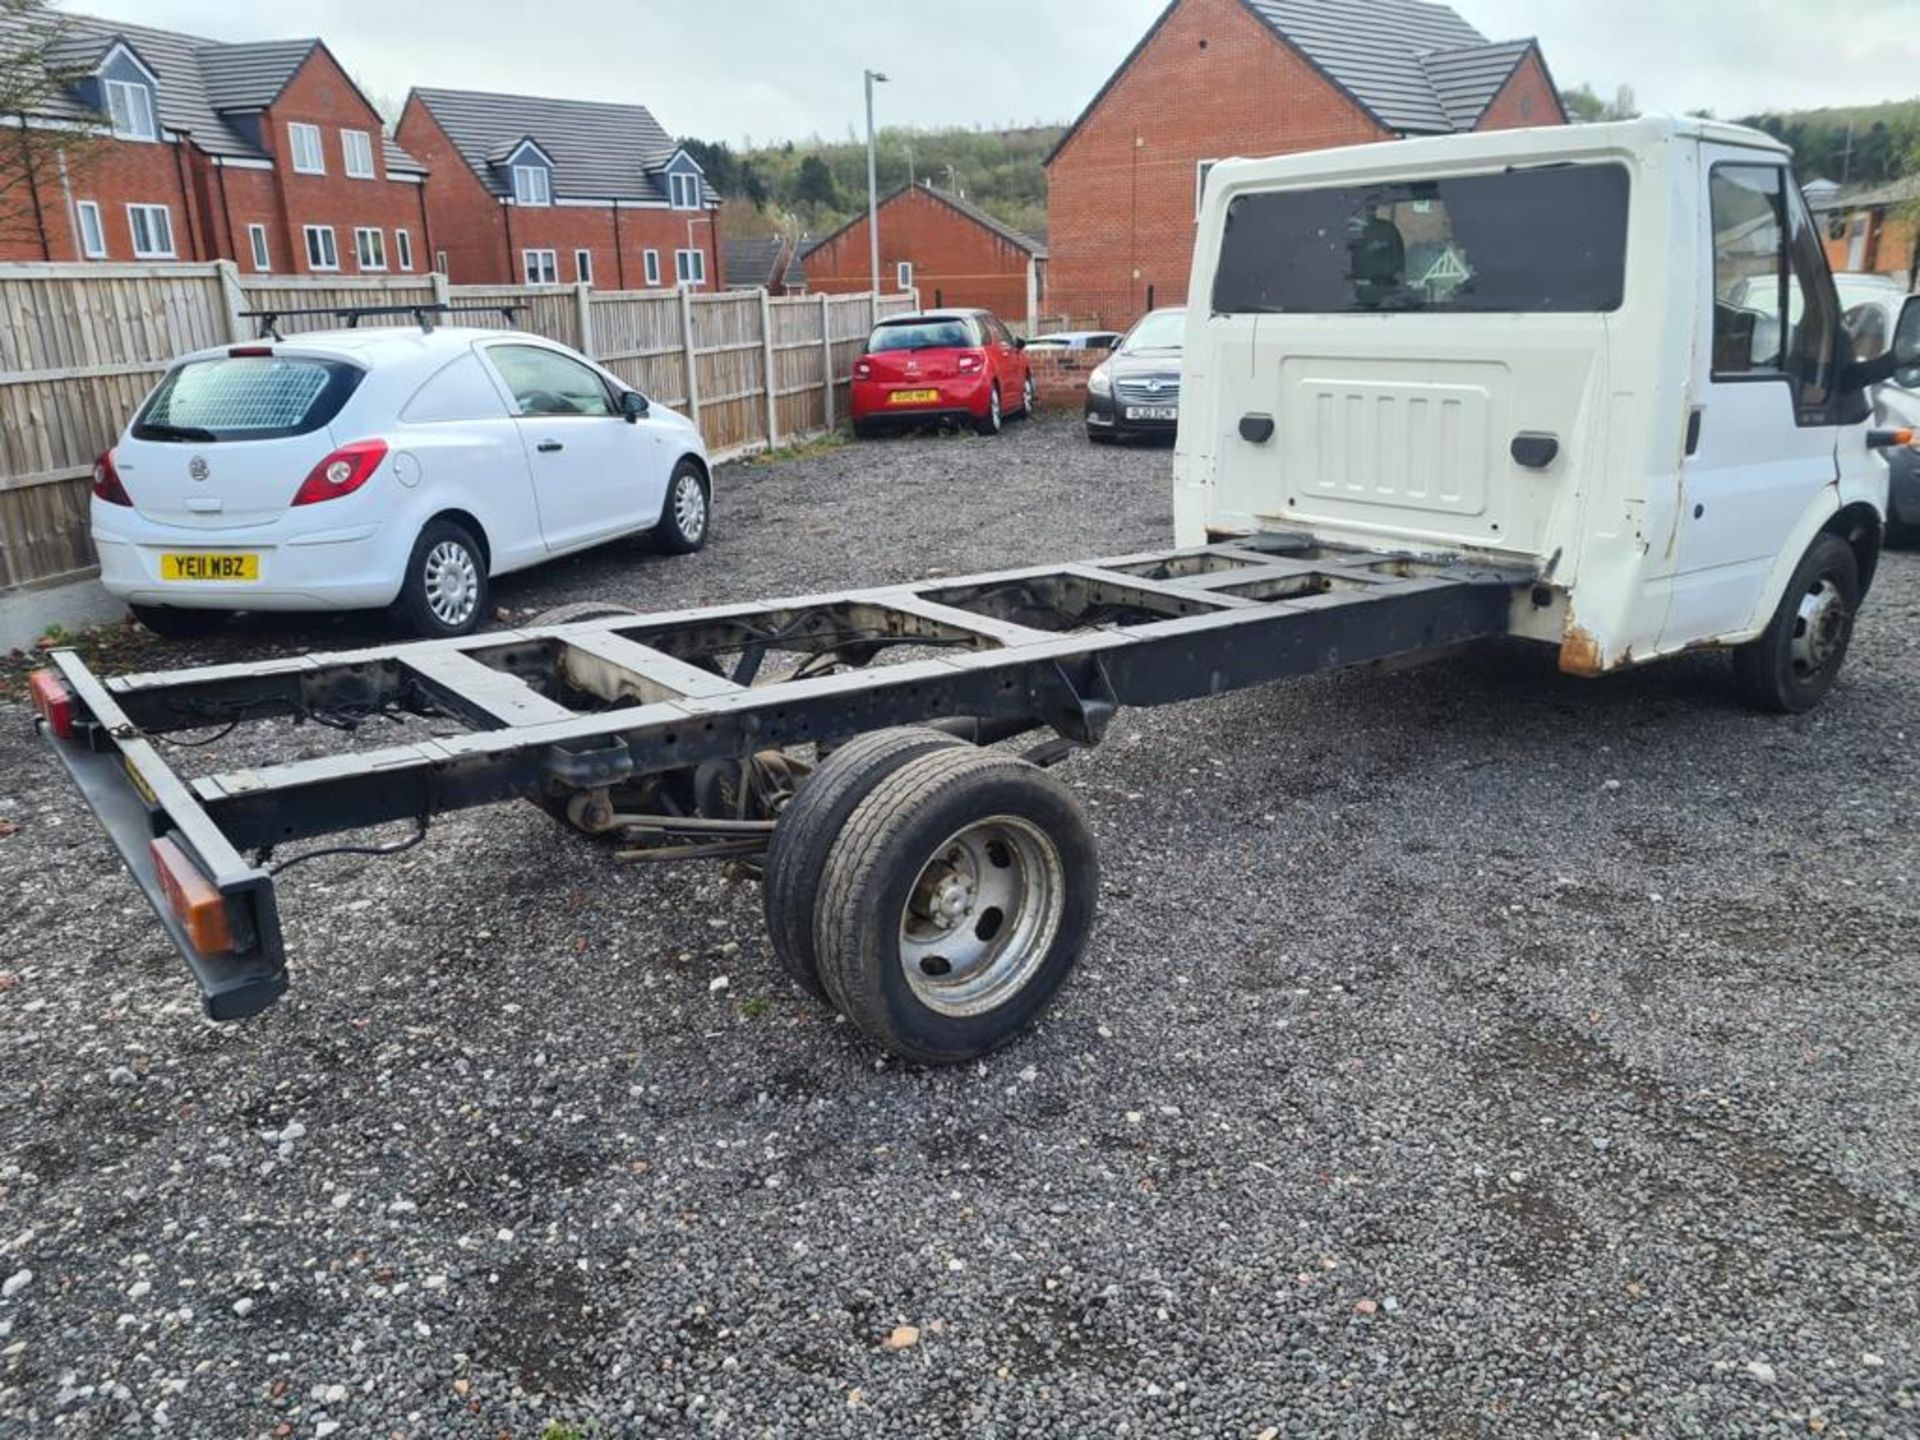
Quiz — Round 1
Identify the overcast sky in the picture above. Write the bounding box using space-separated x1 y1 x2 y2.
62 0 1920 143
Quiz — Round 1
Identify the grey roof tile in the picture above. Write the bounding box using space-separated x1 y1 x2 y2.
1419 39 1533 130
723 235 788 289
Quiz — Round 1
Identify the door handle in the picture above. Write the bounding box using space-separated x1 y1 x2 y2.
537 440 564 453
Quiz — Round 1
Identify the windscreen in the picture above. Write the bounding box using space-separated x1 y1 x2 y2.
1211 163 1631 315
134 355 363 442
868 318 977 353
1122 311 1185 352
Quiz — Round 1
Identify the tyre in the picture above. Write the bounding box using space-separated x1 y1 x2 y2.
128 604 229 639
654 459 710 555
975 383 1003 436
814 746 1098 1065
762 727 964 1000
1018 371 1037 418
527 600 639 628
852 420 878 440
1732 532 1860 714
1087 429 1115 446
394 518 489 638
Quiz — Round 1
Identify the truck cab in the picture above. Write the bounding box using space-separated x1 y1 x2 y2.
1176 115 1920 709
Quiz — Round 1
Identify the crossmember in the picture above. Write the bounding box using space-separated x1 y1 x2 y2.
37 534 1528 1021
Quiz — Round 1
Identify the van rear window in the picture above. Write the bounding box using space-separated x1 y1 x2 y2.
1211 163 1630 316
133 355 362 442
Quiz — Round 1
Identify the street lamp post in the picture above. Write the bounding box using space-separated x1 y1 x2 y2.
864 68 888 296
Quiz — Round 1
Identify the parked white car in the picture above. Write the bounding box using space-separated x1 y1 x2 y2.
1837 272 1920 543
92 323 713 638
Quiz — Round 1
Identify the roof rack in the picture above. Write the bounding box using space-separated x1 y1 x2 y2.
239 302 524 341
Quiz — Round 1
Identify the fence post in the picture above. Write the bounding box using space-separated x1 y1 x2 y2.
819 291 834 431
573 280 594 356
679 285 701 426
215 259 249 343
759 288 778 451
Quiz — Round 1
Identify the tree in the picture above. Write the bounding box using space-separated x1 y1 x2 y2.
1561 83 1639 124
794 154 839 215
0 0 105 253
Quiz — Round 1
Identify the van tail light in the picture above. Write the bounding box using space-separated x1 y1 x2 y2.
957 353 984 374
150 836 234 955
92 448 132 506
853 358 872 380
28 668 76 738
292 438 388 506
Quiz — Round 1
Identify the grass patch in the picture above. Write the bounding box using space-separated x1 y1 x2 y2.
741 429 851 466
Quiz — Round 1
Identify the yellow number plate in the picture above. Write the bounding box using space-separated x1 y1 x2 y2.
161 552 258 582
889 389 941 405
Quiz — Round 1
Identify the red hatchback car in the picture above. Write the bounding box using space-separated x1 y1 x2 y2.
850 309 1036 437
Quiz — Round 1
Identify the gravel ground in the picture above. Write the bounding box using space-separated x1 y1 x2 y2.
1 412 1918 1438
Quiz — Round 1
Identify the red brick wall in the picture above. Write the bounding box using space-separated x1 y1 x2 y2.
1474 51 1565 132
1 134 206 262
804 185 1034 317
1044 0 1386 328
1027 347 1109 407
397 97 721 290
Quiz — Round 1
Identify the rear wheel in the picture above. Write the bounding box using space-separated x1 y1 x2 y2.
1732 533 1859 713
1019 372 1037 417
813 746 1098 1065
653 459 710 555
129 604 229 640
394 518 488 638
975 384 1003 436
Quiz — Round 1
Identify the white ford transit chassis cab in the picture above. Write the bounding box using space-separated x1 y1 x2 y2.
31 118 1920 1068
1177 116 1920 711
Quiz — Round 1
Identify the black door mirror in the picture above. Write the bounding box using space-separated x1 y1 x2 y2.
1013 335 1026 350
620 389 650 423
1894 295 1920 390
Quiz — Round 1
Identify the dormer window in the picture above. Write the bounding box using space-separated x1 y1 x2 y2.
669 172 701 210
104 78 156 141
513 164 551 206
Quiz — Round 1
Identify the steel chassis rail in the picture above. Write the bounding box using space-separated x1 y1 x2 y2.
37 535 1528 1021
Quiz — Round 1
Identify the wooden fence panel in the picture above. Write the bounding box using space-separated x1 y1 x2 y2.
237 274 437 337
769 295 828 440
587 290 687 409
448 284 580 347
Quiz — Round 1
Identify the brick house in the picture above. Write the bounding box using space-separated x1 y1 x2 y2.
1814 177 1920 288
397 88 722 291
800 181 1047 324
0 13 430 273
1044 0 1566 326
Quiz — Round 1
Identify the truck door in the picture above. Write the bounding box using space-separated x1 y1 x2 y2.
1663 155 1842 647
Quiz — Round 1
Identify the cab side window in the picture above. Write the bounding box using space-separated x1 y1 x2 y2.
489 344 615 417
1709 164 1839 419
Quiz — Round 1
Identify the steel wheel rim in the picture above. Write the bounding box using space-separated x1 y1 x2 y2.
1024 374 1036 412
673 472 707 541
898 815 1064 1018
1790 575 1849 678
989 387 1001 430
422 540 479 627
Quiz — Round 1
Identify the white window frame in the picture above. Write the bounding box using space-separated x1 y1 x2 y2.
896 260 913 292
303 223 338 271
395 228 414 271
574 248 593 285
103 78 157 142
126 203 174 259
643 248 661 286
675 248 706 286
341 128 376 180
354 226 387 271
435 248 449 275
247 222 270 271
512 164 551 207
522 248 558 285
669 171 701 210
75 200 106 258
288 122 325 175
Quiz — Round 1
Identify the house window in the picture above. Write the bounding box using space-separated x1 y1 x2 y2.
395 228 414 271
304 224 338 271
896 260 913 292
669 171 701 210
643 249 661 286
513 164 551 206
288 122 325 175
435 248 448 274
342 128 376 179
523 248 558 284
675 248 706 286
104 78 156 141
76 200 106 258
247 222 270 271
1195 159 1219 219
354 226 387 271
126 203 174 258
574 248 593 285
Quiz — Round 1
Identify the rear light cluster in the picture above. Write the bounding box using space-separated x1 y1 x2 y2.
853 359 872 380
28 668 77 738
92 448 132 506
292 438 388 506
956 353 984 374
150 836 233 954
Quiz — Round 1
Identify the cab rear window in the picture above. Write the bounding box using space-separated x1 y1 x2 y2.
133 355 363 442
1211 163 1630 316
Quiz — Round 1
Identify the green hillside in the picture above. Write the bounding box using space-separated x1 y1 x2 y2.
1737 99 1920 186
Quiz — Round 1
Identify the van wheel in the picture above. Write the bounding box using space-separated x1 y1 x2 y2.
762 727 965 1000
129 604 229 639
975 384 1003 436
395 519 488 638
1732 533 1859 713
654 459 709 555
813 747 1098 1065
